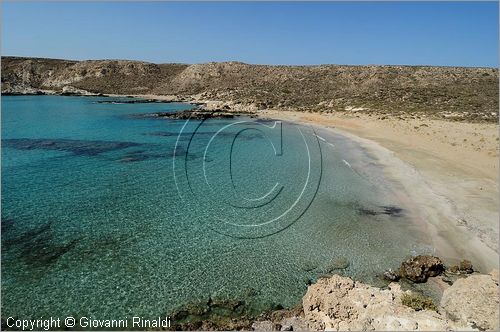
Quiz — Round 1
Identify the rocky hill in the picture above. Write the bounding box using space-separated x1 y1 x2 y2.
2 56 498 122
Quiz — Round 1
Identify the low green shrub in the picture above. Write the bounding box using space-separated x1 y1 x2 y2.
401 293 438 312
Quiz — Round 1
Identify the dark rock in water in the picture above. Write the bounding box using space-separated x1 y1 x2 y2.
2 138 141 157
381 206 403 216
244 287 257 297
357 205 404 218
301 262 318 272
96 98 175 104
145 130 263 146
440 274 455 285
303 277 313 286
399 255 445 283
22 238 79 266
383 268 401 282
158 110 235 120
170 299 303 331
118 149 169 163
358 208 379 216
448 259 474 274
324 258 350 273
169 296 253 331
2 221 79 267
2 221 52 247
459 259 474 274
1 218 15 234
132 109 255 121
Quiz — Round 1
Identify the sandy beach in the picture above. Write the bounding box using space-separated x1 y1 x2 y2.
259 109 499 272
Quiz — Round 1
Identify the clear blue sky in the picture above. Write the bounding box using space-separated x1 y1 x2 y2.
2 2 498 67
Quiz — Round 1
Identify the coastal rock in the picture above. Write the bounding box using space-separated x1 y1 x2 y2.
383 268 400 281
440 274 499 330
399 255 444 283
95 98 173 104
279 316 309 331
449 259 474 274
2 83 47 95
458 260 474 273
302 274 456 331
490 269 499 283
61 85 99 96
252 320 273 330
135 109 253 120
252 308 309 331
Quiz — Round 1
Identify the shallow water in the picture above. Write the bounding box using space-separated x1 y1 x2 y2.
2 96 433 321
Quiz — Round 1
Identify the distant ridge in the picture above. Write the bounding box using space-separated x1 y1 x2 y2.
2 56 498 122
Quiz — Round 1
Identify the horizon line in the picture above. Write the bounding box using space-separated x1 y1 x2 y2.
2 55 498 70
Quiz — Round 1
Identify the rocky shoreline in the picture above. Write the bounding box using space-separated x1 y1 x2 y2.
165 256 499 331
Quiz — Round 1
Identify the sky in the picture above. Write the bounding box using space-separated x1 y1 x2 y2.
2 2 498 67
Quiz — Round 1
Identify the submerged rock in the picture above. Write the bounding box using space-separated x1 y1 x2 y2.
357 205 404 218
399 255 444 283
61 85 98 96
449 259 474 274
133 109 255 120
459 260 474 274
383 268 400 282
2 138 141 157
96 98 173 104
2 221 79 267
324 258 350 273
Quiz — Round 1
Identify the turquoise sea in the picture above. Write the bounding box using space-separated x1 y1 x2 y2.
2 96 431 322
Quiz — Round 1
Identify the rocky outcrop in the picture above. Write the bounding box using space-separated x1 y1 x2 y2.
2 56 498 122
302 275 452 331
448 259 474 274
131 109 256 120
251 308 310 331
398 255 445 283
440 272 499 331
162 266 499 331
95 98 172 104
302 273 499 331
61 85 100 96
1 83 48 95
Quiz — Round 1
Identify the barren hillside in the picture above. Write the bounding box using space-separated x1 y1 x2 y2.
2 56 498 122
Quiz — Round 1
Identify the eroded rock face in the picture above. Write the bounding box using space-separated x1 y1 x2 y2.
440 273 499 331
302 275 453 331
399 255 445 283
61 85 99 96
